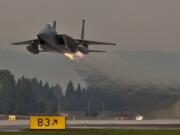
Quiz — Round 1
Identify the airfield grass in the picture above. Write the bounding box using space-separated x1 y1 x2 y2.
0 129 180 135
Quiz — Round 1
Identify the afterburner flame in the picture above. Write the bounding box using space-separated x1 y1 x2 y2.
75 51 84 59
64 53 75 60
64 51 84 60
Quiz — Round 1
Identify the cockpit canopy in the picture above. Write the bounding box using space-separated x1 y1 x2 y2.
39 24 57 36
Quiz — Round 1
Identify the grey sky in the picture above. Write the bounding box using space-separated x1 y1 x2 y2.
0 0 180 89
0 0 180 52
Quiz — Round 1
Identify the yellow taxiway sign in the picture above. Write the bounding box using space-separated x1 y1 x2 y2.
8 115 16 121
30 115 66 129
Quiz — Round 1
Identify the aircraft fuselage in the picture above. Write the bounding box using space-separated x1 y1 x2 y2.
11 20 116 55
38 24 78 54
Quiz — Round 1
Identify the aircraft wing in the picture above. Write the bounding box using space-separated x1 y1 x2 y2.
11 39 38 45
75 39 116 45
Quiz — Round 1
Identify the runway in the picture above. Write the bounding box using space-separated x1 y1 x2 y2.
67 119 180 129
1 120 180 131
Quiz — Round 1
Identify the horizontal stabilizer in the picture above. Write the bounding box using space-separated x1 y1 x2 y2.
89 50 106 53
76 39 116 45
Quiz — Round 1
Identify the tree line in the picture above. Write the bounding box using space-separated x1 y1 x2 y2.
0 69 180 116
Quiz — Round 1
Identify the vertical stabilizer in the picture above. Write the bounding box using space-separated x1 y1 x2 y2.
81 19 85 40
53 20 56 30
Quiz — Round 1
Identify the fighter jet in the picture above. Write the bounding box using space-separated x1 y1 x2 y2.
11 20 116 55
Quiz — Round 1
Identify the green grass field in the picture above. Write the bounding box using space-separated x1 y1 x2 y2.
0 129 180 135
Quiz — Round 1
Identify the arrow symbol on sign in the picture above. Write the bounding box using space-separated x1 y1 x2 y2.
52 119 58 126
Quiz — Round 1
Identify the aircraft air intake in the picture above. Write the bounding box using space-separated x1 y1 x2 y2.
78 44 89 54
26 45 39 54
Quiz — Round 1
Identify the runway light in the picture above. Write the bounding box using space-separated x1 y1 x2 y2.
135 115 144 121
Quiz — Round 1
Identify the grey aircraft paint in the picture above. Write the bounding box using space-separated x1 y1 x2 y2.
11 20 116 56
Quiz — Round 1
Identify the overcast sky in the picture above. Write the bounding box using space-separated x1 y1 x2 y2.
0 0 180 52
0 0 180 88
